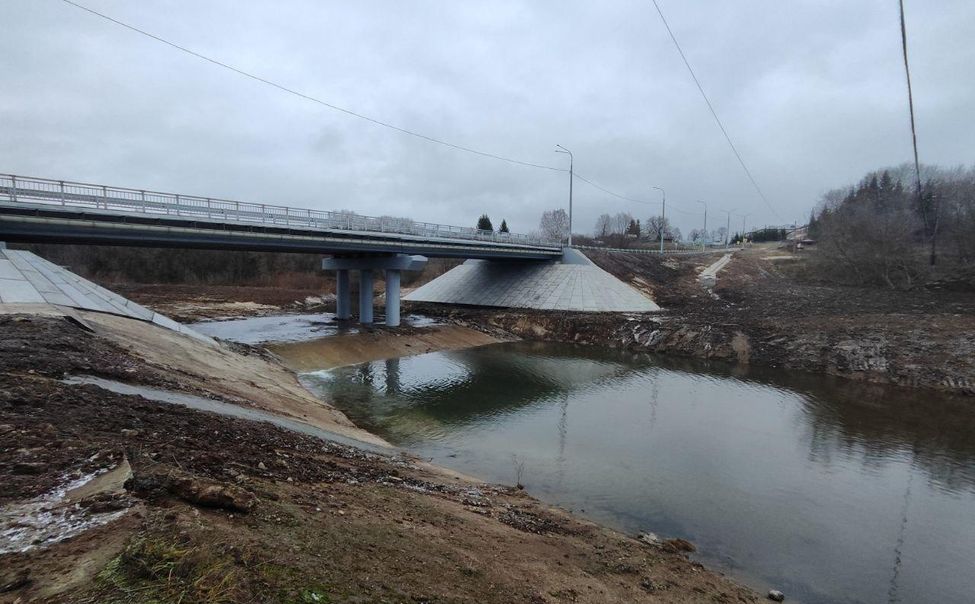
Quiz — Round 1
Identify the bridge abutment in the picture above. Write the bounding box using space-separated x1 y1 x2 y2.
323 254 426 328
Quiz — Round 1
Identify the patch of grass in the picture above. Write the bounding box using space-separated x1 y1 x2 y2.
291 585 332 604
91 537 244 604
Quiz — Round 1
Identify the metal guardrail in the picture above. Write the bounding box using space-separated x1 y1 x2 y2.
0 174 563 250
573 244 734 256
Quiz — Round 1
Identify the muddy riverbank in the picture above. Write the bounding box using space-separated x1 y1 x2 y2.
0 312 759 603
115 249 975 395
409 247 975 395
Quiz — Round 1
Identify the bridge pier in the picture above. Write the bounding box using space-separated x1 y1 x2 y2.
322 254 427 328
358 269 374 324
385 270 401 327
335 269 351 320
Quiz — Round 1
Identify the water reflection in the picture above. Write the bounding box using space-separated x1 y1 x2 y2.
301 343 636 441
298 341 975 603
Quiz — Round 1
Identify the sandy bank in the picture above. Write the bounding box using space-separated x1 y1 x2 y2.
269 323 505 371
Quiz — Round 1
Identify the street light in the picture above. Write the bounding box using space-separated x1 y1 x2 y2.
652 186 666 253
555 145 573 246
696 200 707 251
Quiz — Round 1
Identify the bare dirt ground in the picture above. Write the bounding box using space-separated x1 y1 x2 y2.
409 246 975 395
270 324 508 371
0 313 758 603
111 284 328 322
110 259 463 323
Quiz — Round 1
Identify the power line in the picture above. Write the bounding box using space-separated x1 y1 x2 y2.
647 0 781 220
573 173 703 215
58 0 564 172
61 0 707 220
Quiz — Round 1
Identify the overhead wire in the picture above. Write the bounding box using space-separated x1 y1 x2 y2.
60 0 719 220
573 173 703 215
647 0 781 220
58 0 565 172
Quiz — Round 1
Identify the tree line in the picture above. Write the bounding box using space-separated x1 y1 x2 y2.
475 215 509 234
807 164 975 288
15 243 323 288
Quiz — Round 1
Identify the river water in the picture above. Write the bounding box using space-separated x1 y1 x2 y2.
294 341 975 604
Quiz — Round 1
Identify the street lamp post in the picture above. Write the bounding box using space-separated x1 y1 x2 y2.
555 145 573 246
652 186 666 253
696 200 707 251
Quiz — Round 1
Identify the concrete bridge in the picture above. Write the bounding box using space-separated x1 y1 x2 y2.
0 173 661 327
0 174 566 327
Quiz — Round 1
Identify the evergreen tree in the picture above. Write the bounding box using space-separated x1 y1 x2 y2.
627 218 640 236
499 219 509 234
476 214 493 231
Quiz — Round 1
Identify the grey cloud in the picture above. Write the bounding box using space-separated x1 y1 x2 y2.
1 0 973 237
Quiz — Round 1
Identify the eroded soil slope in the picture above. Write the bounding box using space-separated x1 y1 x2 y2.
0 314 757 603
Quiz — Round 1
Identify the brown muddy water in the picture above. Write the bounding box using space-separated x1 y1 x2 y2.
292 340 975 604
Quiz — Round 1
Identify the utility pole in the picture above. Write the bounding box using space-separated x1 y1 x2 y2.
723 209 735 250
555 145 573 246
653 186 666 253
739 213 750 245
696 200 707 250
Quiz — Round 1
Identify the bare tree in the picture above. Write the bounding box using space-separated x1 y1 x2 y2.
644 215 672 241
593 214 612 238
539 209 569 243
612 212 633 236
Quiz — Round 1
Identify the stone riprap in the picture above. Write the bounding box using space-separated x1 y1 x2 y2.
0 248 213 343
405 249 659 313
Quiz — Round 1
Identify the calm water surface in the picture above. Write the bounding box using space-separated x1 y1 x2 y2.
191 312 438 344
295 341 975 604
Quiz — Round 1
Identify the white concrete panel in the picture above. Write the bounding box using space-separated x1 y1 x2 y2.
0 249 214 343
0 277 46 303
0 259 20 280
405 256 659 312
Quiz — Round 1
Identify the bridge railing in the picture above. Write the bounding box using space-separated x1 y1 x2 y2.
0 174 562 250
572 244 730 255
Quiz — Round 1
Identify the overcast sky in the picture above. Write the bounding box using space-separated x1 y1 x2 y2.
2 0 973 237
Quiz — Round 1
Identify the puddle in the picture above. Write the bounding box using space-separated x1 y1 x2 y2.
190 312 439 345
0 464 130 554
62 375 392 454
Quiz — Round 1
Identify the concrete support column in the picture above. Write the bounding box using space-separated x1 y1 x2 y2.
358 269 374 324
385 269 401 327
335 269 351 320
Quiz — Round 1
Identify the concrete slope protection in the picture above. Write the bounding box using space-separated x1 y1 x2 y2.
0 247 212 343
699 253 734 287
405 248 660 312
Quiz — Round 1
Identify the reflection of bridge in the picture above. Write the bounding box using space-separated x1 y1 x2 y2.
0 174 563 327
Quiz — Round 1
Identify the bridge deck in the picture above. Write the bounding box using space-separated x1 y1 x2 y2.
0 175 562 260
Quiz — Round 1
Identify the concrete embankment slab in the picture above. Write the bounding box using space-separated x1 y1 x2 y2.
0 248 212 343
405 249 660 312
699 253 734 286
